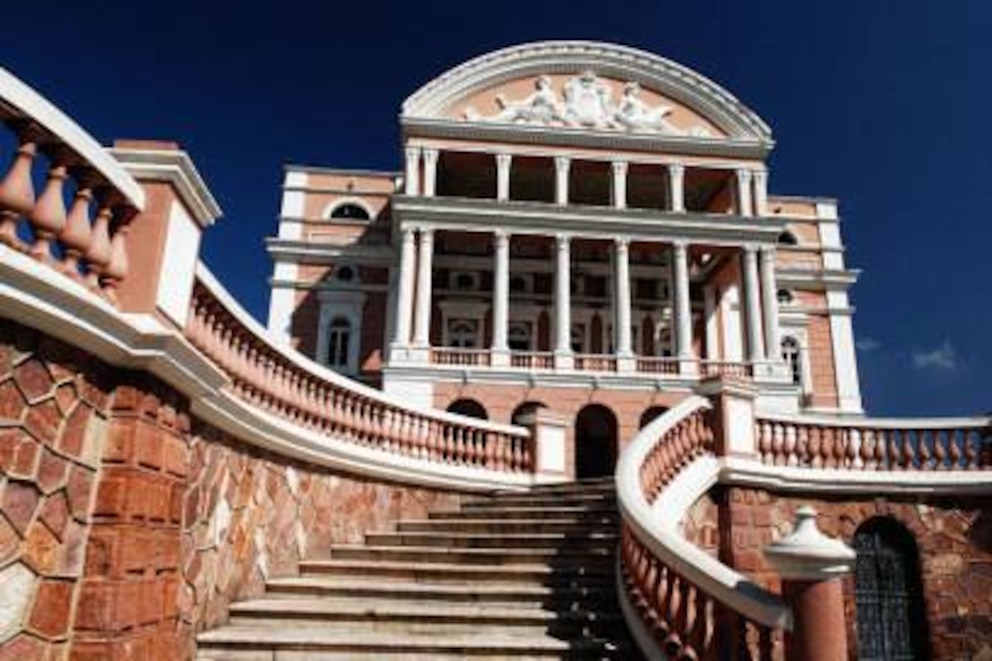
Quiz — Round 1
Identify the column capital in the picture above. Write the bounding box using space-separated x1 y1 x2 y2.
668 162 685 175
422 147 439 161
554 155 571 171
742 242 760 255
759 245 777 260
493 228 511 242
404 145 422 159
418 226 434 240
400 226 417 240
614 236 630 249
672 238 689 251
735 167 754 181
555 233 571 247
611 160 629 175
496 152 513 166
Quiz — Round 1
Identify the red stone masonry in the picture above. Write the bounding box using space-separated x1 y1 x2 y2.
0 320 463 659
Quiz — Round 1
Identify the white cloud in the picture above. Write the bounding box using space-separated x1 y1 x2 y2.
856 337 880 352
912 341 957 371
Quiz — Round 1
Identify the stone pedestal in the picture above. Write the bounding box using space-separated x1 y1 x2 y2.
518 410 569 481
764 506 856 661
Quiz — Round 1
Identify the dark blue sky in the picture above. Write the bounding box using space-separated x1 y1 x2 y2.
4 1 989 416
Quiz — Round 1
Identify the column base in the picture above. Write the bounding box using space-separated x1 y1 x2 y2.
490 347 510 368
388 342 412 364
553 350 574 371
616 352 636 373
407 344 432 364
678 355 698 376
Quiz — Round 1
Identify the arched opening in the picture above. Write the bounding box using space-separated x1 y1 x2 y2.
781 337 802 386
777 230 798 246
639 406 669 429
854 517 929 660
446 398 488 420
330 203 370 220
326 317 351 369
574 404 618 479
511 401 547 425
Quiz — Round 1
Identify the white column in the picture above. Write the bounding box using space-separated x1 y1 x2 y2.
614 238 633 368
496 153 512 202
668 163 685 213
555 156 570 206
553 234 573 368
759 247 781 361
672 241 694 368
736 169 754 217
412 228 434 351
753 170 769 217
404 146 421 196
422 148 439 197
704 284 718 360
491 230 510 366
741 245 766 362
611 161 628 209
391 227 417 352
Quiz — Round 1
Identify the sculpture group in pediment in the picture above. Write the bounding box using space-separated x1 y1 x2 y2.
463 71 712 137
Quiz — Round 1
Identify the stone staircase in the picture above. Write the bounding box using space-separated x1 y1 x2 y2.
197 477 641 659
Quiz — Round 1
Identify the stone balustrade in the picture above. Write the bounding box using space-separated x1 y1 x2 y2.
754 415 992 470
617 398 788 660
186 278 533 474
0 68 144 302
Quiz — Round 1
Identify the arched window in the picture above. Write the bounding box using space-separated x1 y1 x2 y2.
639 406 670 429
781 337 802 386
326 317 351 368
448 319 479 348
570 324 585 353
447 398 488 420
511 401 547 425
508 321 532 351
854 518 929 660
777 231 798 246
330 203 370 220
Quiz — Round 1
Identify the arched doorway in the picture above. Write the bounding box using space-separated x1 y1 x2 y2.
446 398 488 420
574 404 618 479
639 406 669 429
854 518 929 660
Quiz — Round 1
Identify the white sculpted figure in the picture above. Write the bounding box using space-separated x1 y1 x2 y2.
474 76 565 125
562 70 616 128
614 82 681 134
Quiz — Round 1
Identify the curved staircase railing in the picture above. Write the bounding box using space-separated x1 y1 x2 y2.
616 397 790 660
186 265 533 474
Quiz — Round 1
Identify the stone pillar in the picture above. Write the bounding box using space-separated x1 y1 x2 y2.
422 148 439 197
741 245 766 362
555 156 570 206
491 230 510 366
496 153 512 202
753 169 769 217
760 247 781 361
672 240 695 373
390 227 417 354
614 237 634 371
736 168 754 217
765 506 856 661
668 163 685 213
404 145 421 196
698 376 759 458
412 228 434 352
703 284 718 360
553 234 573 369
517 409 570 481
611 161 628 209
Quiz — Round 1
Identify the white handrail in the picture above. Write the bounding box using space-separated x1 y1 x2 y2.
615 396 791 631
757 411 992 431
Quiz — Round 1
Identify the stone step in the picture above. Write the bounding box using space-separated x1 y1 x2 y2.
396 517 618 534
364 530 619 549
462 493 616 509
328 544 615 566
431 505 617 520
499 480 616 497
226 598 625 636
263 576 619 608
196 627 630 659
299 559 615 586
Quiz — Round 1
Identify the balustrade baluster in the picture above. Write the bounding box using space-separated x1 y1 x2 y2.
934 429 949 469
809 426 823 468
784 424 798 467
59 182 94 275
28 160 67 261
962 430 977 469
861 428 876 469
917 429 932 469
772 423 785 466
102 211 133 295
796 424 810 466
757 421 772 464
83 200 113 289
0 132 38 248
